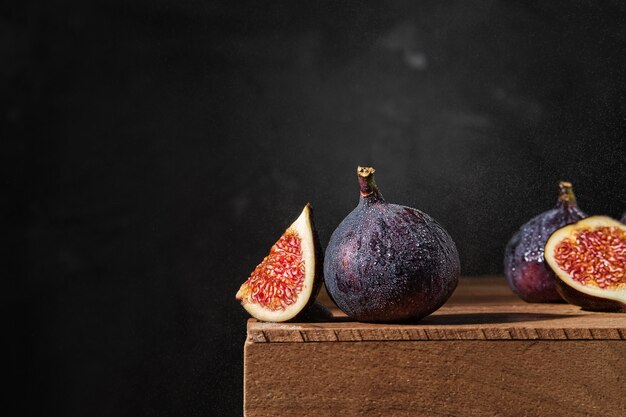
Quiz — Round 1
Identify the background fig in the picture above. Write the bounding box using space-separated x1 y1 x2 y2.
504 182 586 302
323 167 460 322
236 204 323 322
545 215 626 311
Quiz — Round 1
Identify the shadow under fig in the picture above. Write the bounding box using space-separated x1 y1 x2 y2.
419 312 580 325
296 301 582 325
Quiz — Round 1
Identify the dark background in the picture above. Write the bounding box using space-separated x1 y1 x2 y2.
5 1 626 416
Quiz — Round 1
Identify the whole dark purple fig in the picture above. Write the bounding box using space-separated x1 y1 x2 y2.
504 181 586 303
323 167 460 322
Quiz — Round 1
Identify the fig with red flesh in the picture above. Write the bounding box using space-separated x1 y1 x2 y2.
236 204 323 322
504 182 586 303
323 167 460 323
545 216 626 312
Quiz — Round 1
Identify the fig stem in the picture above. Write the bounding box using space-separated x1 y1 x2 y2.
557 181 577 206
357 166 384 201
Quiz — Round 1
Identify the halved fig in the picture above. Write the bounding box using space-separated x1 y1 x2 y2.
236 204 323 322
545 216 626 311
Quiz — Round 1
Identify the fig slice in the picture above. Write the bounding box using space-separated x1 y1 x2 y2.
236 204 323 322
545 216 626 311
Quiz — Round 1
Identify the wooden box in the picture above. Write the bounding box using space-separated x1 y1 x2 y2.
243 277 626 417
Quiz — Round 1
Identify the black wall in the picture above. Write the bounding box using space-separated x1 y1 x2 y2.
6 1 626 416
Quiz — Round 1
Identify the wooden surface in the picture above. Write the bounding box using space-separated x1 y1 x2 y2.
244 277 626 417
247 277 626 343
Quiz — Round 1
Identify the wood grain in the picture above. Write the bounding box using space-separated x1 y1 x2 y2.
245 340 626 417
244 277 626 416
247 277 626 342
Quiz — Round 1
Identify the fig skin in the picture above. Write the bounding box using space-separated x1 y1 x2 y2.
621 212 626 224
545 216 626 312
504 182 586 303
553 280 625 312
323 167 460 323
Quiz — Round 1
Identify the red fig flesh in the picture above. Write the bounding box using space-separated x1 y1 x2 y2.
236 204 323 322
545 216 626 311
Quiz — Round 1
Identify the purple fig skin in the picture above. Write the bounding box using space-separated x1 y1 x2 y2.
553 279 626 312
621 212 626 224
323 167 460 323
504 182 586 303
